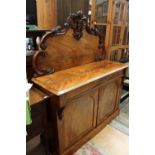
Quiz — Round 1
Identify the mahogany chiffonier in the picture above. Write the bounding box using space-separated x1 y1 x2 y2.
30 11 128 155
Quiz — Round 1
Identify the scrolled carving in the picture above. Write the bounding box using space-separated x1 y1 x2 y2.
95 25 106 60
64 10 87 40
86 23 106 61
32 50 55 77
32 11 107 77
40 26 66 50
32 27 66 77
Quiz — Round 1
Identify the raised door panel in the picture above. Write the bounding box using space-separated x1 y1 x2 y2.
57 89 98 153
97 78 122 125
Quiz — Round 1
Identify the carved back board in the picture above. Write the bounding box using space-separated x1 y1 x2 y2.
32 11 105 76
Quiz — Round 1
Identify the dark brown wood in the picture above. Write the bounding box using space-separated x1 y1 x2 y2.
26 101 46 141
61 109 120 155
32 27 66 76
32 11 109 77
32 60 128 96
97 77 122 125
29 87 48 106
32 29 100 77
65 10 87 40
26 30 52 81
26 87 50 154
29 11 128 155
32 60 128 155
57 89 98 153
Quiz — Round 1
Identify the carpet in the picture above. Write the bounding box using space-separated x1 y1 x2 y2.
110 99 129 135
73 142 111 155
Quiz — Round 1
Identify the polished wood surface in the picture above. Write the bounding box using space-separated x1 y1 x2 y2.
33 29 100 74
57 89 98 152
97 78 122 125
32 60 127 155
32 60 128 95
28 11 128 155
29 87 48 106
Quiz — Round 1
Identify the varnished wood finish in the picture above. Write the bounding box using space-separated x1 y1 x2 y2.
32 10 110 77
29 87 48 106
65 10 87 40
32 60 127 155
57 89 98 153
32 60 128 96
33 29 100 75
97 77 122 125
61 109 120 155
29 11 128 155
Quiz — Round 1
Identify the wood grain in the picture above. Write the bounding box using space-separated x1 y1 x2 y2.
97 78 122 124
32 60 128 95
36 0 57 29
34 29 100 73
57 89 98 153
29 87 48 106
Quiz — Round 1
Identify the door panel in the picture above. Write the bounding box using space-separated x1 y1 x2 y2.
97 78 122 125
58 89 98 152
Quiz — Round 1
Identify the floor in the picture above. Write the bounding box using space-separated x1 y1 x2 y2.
27 98 129 155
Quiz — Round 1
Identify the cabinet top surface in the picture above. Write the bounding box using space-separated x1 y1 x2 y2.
32 60 128 96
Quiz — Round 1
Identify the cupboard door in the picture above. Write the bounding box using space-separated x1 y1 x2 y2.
97 78 122 125
57 89 98 152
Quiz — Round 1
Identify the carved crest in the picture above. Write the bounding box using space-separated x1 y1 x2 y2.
32 26 66 77
64 10 87 40
32 11 106 77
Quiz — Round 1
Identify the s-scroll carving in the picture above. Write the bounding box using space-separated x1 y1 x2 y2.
85 23 106 61
95 25 106 61
32 26 66 77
